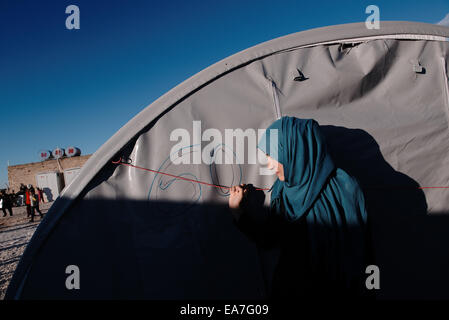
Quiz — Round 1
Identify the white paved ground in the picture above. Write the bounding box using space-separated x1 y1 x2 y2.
0 202 52 299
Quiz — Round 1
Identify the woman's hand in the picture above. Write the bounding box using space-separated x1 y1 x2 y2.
228 184 248 210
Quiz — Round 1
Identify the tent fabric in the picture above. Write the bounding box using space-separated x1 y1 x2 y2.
6 21 449 299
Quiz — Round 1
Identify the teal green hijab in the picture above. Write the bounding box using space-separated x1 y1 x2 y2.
258 116 368 293
258 116 335 221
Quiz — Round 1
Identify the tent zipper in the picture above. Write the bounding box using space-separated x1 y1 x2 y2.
441 57 449 115
269 79 282 119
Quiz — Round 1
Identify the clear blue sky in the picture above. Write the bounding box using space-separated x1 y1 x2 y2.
1 0 448 188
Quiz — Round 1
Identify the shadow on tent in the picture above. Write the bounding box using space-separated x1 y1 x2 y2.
42 188 53 202
321 125 449 299
7 126 449 300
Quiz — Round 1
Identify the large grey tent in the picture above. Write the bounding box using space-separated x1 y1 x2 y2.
6 21 449 299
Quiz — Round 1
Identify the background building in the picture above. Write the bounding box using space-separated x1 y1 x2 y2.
7 155 91 201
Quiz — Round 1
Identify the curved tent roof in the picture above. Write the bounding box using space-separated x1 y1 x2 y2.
6 21 449 299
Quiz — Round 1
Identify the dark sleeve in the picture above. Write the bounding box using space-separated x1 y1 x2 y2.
233 204 284 249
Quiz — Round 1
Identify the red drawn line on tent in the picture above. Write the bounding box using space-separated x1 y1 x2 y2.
112 159 449 191
418 187 449 189
111 158 271 191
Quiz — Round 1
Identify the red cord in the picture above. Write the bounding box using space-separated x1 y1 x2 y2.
112 158 271 191
418 187 449 189
112 158 448 191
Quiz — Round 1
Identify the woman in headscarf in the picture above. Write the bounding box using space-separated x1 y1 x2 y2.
229 116 370 299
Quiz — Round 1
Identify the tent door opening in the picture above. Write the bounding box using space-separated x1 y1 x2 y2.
441 57 449 119
269 78 282 120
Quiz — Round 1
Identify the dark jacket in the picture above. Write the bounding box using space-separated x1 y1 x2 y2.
0 193 13 208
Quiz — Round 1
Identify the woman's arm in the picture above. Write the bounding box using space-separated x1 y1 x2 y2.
229 185 283 248
228 184 248 222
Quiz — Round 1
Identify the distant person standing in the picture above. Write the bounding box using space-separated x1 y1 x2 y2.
29 189 43 222
1 190 13 217
34 188 44 217
9 190 16 207
10 190 16 207
25 185 32 217
37 187 45 203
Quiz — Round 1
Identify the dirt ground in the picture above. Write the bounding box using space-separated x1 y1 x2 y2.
0 202 52 299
